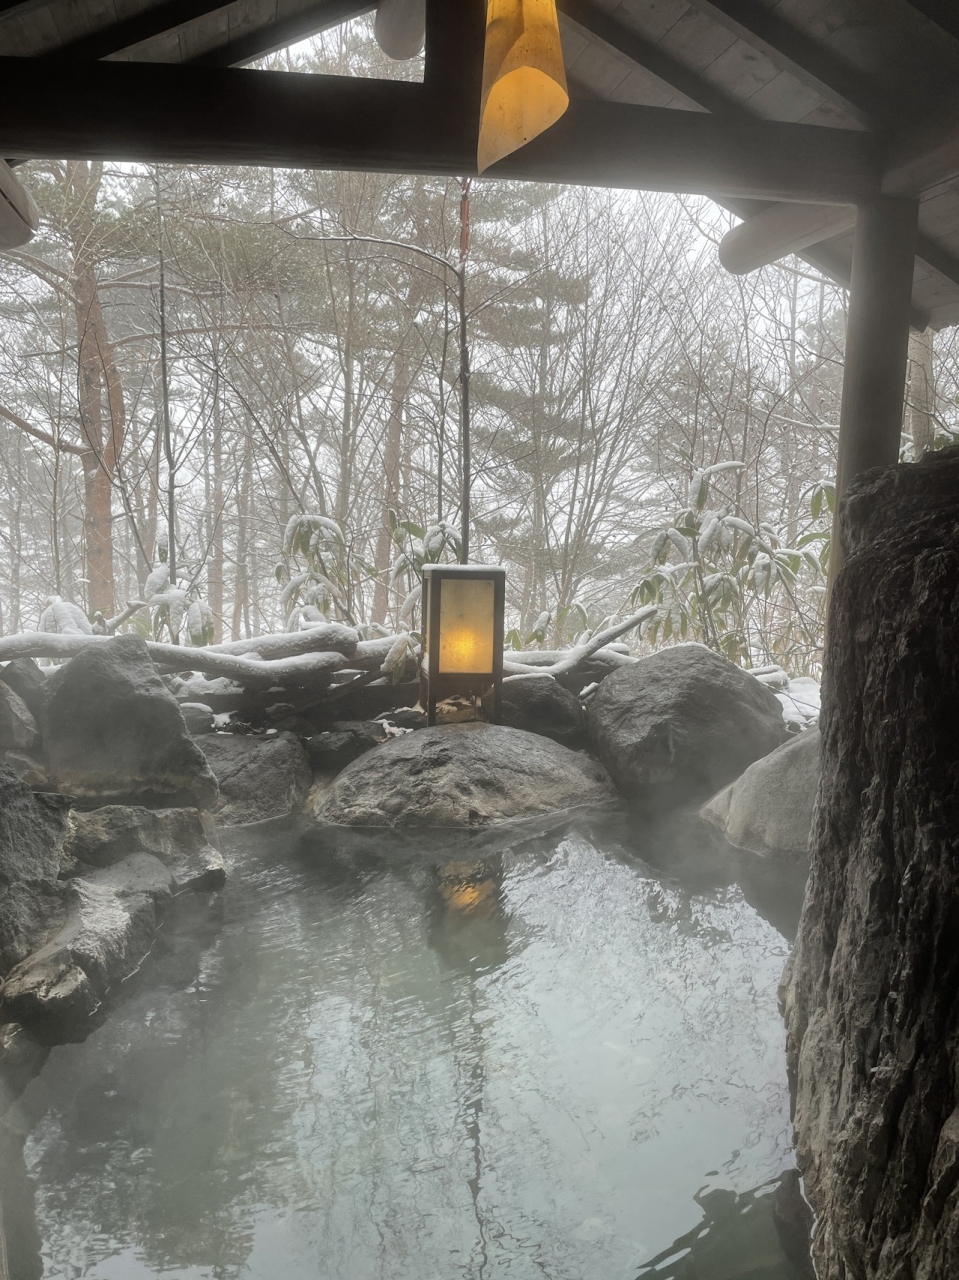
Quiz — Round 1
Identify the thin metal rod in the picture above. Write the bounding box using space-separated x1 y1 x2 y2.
459 177 471 564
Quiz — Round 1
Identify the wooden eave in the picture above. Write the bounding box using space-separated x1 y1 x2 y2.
1 0 959 327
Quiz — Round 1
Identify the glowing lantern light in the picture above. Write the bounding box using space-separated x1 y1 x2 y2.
422 564 506 726
477 0 569 174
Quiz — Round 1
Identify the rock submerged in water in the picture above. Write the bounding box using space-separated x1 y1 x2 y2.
200 730 312 825
38 634 218 810
700 726 820 863
315 723 615 827
587 645 788 812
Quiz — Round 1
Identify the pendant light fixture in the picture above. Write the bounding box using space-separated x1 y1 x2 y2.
477 0 569 174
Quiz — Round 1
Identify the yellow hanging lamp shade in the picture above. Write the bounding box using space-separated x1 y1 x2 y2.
477 0 569 174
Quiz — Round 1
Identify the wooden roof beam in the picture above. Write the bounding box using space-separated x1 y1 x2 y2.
44 0 370 64
557 0 746 117
883 106 959 197
718 201 857 273
0 58 881 204
685 0 889 128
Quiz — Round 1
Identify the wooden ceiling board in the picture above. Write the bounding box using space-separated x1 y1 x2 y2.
112 25 182 58
616 0 695 43
608 62 700 107
0 5 59 52
703 34 781 99
566 37 639 98
743 66 831 120
659 5 738 71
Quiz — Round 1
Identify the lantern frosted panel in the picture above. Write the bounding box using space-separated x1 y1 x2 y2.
437 578 496 674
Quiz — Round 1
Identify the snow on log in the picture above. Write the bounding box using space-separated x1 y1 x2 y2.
203 622 358 660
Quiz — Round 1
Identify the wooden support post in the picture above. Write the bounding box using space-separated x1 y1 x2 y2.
827 196 918 605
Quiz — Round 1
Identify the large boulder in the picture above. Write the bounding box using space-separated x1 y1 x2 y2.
0 767 71 973
0 681 39 754
2 853 174 1044
315 723 614 827
64 804 225 892
489 674 585 747
38 634 217 809
200 730 311 825
305 720 388 773
587 645 788 812
781 447 959 1280
0 657 48 718
700 726 820 862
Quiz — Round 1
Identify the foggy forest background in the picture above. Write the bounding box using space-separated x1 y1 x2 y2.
1 16 955 676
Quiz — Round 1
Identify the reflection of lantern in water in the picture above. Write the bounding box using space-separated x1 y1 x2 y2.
421 564 506 727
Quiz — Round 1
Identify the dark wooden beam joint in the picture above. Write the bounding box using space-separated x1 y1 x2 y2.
0 57 880 203
423 0 485 149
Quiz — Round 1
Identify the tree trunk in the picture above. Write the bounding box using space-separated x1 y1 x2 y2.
371 354 409 625
67 161 129 618
907 326 936 458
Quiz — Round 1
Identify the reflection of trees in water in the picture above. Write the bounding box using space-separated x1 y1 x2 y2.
17 818 798 1278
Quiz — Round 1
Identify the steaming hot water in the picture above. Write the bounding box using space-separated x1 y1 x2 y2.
2 811 812 1279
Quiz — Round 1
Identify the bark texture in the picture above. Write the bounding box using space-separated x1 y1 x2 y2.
781 446 959 1280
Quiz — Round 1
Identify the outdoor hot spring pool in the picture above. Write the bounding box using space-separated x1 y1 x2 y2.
2 810 813 1279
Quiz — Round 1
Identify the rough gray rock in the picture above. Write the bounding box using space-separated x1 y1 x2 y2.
2 852 174 1044
315 723 615 827
0 767 71 974
200 730 311 824
0 657 48 717
781 447 959 1280
0 681 39 754
38 634 218 809
700 726 820 862
180 702 215 735
305 720 388 772
2 750 47 787
489 674 585 747
587 645 788 812
64 804 225 892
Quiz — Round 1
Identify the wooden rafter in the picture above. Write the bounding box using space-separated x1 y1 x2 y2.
558 0 746 117
903 1 959 45
190 0 373 67
685 0 887 128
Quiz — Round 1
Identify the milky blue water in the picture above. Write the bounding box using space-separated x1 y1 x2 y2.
4 811 811 1279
